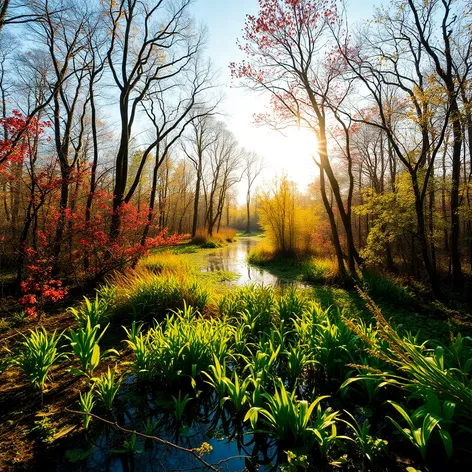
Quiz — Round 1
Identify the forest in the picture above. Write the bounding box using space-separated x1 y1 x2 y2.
1 0 472 471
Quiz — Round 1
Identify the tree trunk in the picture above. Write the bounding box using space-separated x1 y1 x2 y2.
319 166 346 278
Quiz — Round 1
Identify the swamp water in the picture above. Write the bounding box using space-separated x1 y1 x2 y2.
55 238 301 471
59 383 280 471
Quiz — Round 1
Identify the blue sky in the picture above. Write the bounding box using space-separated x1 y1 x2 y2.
190 0 382 195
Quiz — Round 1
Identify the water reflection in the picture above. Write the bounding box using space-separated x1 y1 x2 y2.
57 386 279 472
201 237 301 287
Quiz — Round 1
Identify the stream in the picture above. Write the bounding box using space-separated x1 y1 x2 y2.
200 236 301 287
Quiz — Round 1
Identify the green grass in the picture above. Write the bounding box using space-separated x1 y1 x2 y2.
244 249 472 344
111 270 210 322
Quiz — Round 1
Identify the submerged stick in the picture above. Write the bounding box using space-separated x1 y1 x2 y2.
65 408 219 471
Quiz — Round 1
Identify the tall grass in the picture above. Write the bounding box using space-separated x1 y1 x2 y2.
124 303 234 383
247 240 277 265
301 257 340 284
67 319 117 377
346 291 472 423
218 285 275 339
245 379 340 454
192 227 237 248
360 270 413 305
136 253 187 275
68 294 113 328
111 268 210 321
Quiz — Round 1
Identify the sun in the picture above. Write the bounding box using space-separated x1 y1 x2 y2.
285 126 318 160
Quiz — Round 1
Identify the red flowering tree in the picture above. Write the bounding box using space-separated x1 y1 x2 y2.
0 110 183 318
0 110 50 170
230 0 360 278
20 242 68 320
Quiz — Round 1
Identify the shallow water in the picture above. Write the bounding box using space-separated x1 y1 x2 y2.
201 237 302 287
58 385 279 472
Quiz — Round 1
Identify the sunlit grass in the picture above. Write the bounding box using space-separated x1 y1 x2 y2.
301 257 340 284
192 227 237 248
110 268 210 321
6 238 472 470
137 252 189 275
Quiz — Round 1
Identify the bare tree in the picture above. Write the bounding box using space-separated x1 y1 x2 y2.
135 59 219 245
204 125 241 236
243 151 263 233
29 0 90 270
182 113 217 238
105 0 204 239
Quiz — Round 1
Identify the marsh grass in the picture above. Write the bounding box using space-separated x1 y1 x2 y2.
137 253 187 275
192 227 237 248
360 270 413 305
13 327 64 395
125 303 234 384
68 295 113 329
301 257 341 285
111 268 210 321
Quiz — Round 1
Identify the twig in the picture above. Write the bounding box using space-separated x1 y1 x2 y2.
65 408 219 471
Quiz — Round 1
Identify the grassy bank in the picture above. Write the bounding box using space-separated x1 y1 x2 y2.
191 227 237 248
247 245 472 343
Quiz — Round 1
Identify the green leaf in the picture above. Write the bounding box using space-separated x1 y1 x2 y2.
438 430 453 459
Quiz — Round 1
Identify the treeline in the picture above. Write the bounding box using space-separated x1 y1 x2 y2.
0 0 262 300
233 0 472 297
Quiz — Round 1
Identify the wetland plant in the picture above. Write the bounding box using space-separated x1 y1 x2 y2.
13 327 64 401
67 319 118 378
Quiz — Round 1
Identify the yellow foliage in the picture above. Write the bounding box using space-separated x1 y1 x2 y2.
257 175 318 255
192 227 237 247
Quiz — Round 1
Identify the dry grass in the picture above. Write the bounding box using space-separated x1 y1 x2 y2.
137 252 188 275
191 227 237 248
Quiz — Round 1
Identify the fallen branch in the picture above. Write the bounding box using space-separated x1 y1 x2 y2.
65 408 219 471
